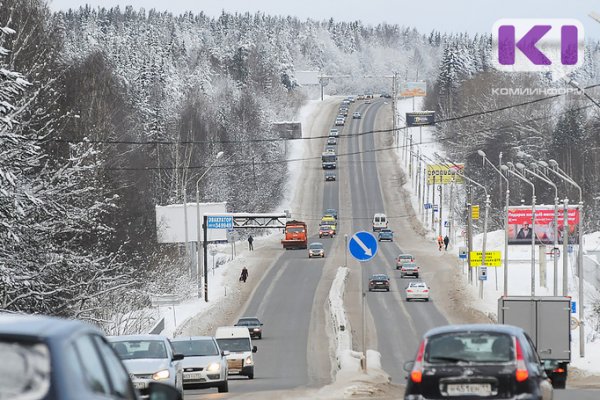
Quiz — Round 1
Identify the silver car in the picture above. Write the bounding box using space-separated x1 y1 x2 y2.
109 334 185 399
171 336 229 393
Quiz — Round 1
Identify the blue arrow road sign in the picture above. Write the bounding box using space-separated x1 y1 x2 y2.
348 231 378 262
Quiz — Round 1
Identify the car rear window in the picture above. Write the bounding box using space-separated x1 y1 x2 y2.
425 332 514 364
0 341 51 400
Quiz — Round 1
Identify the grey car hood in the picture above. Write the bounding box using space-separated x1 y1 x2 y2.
180 355 222 369
122 358 171 375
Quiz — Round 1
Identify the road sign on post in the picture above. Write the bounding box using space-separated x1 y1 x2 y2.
207 216 233 229
469 251 502 267
472 205 480 220
459 247 468 259
479 266 488 280
348 231 378 262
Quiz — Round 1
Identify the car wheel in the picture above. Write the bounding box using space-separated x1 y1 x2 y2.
368 288 372 292
248 372 254 380
400 274 404 278
415 274 419 279
386 288 390 292
218 380 229 393
425 298 429 302
406 298 411 302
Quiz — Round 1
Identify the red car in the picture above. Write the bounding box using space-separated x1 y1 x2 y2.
319 224 335 238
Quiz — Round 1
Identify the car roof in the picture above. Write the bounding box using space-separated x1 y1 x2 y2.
0 314 102 340
370 274 389 279
408 281 426 286
399 254 413 257
424 323 525 338
108 334 169 342
171 336 214 342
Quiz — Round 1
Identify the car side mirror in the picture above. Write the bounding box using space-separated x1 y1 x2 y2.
260 323 264 326
403 361 415 372
222 350 230 357
172 353 184 361
148 381 182 400
252 346 258 353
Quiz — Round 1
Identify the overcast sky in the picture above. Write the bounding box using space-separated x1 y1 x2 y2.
48 0 600 39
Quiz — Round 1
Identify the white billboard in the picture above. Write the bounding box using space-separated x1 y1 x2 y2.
295 70 320 85
156 202 227 244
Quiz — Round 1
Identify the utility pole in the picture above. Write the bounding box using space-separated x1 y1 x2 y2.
392 72 397 146
467 185 473 284
563 199 569 296
438 184 443 237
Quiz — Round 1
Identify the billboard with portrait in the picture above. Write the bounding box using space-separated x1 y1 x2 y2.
507 206 580 245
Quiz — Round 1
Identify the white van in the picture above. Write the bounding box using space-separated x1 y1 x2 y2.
215 326 257 379
372 213 388 232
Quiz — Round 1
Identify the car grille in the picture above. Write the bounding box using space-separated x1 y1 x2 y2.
184 367 204 372
228 359 243 370
132 374 152 380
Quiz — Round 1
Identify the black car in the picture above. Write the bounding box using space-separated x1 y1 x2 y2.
0 314 181 400
235 317 263 339
404 324 553 400
368 274 390 292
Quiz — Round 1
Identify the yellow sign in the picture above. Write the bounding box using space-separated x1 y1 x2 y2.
469 251 502 267
472 205 480 220
426 164 465 185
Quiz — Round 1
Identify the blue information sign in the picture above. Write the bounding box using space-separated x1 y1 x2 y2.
571 301 576 314
348 231 378 262
207 216 233 229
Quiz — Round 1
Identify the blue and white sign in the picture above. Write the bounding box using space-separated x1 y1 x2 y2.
207 216 233 229
433 204 439 212
424 203 432 210
479 266 488 281
348 231 378 262
571 301 576 314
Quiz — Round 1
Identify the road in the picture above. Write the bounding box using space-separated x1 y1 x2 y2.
183 97 600 399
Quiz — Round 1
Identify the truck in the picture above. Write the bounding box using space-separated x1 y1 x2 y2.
321 152 337 169
281 220 308 249
497 296 571 388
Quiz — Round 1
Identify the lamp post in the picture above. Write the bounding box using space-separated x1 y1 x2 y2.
196 151 224 300
547 159 585 358
501 163 536 297
478 150 509 294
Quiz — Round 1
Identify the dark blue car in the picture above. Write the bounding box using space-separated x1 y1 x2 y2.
378 229 394 241
0 314 181 400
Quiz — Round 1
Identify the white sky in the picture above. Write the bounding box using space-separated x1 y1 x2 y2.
48 0 600 39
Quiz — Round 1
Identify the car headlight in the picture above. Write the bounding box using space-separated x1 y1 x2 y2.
245 356 254 365
206 362 221 372
152 369 170 380
253 328 260 332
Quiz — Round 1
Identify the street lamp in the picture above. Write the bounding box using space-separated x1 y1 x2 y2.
545 159 585 358
501 164 536 297
478 150 509 294
196 151 224 301
521 162 560 296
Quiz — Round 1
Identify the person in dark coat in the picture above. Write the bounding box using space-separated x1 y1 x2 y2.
248 234 254 251
443 235 450 250
240 267 249 283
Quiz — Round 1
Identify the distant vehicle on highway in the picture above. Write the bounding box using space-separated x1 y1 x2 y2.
329 128 340 137
365 99 372 104
0 314 180 400
357 94 365 100
308 242 325 258
171 336 229 392
325 171 336 181
339 108 348 116
403 324 554 400
335 117 345 126
234 317 264 339
396 253 415 269
281 220 308 249
369 274 390 292
327 136 337 145
215 326 257 380
319 224 335 238
405 281 429 301
324 208 338 219
352 112 361 119
378 228 393 241
372 213 388 231
400 262 420 278
380 93 392 98
109 334 185 398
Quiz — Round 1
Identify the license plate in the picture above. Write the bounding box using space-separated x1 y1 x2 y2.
133 381 148 390
184 372 203 380
447 383 492 396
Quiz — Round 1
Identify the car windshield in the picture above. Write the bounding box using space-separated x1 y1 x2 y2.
216 338 251 352
171 339 219 357
425 333 514 364
237 318 261 326
0 341 51 400
403 263 417 268
111 340 167 360
309 243 324 249
371 275 388 280
287 227 304 233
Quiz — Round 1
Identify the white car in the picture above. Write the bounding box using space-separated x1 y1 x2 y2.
335 117 345 126
406 281 430 301
171 336 229 393
109 334 185 398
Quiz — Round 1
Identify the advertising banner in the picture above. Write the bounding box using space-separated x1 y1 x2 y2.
426 164 465 185
507 206 580 245
406 111 435 127
399 81 427 97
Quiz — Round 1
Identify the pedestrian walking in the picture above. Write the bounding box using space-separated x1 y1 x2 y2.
239 267 249 283
443 235 450 251
437 235 444 251
248 234 254 251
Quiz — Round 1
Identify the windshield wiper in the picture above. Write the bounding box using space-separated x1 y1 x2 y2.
428 356 472 364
